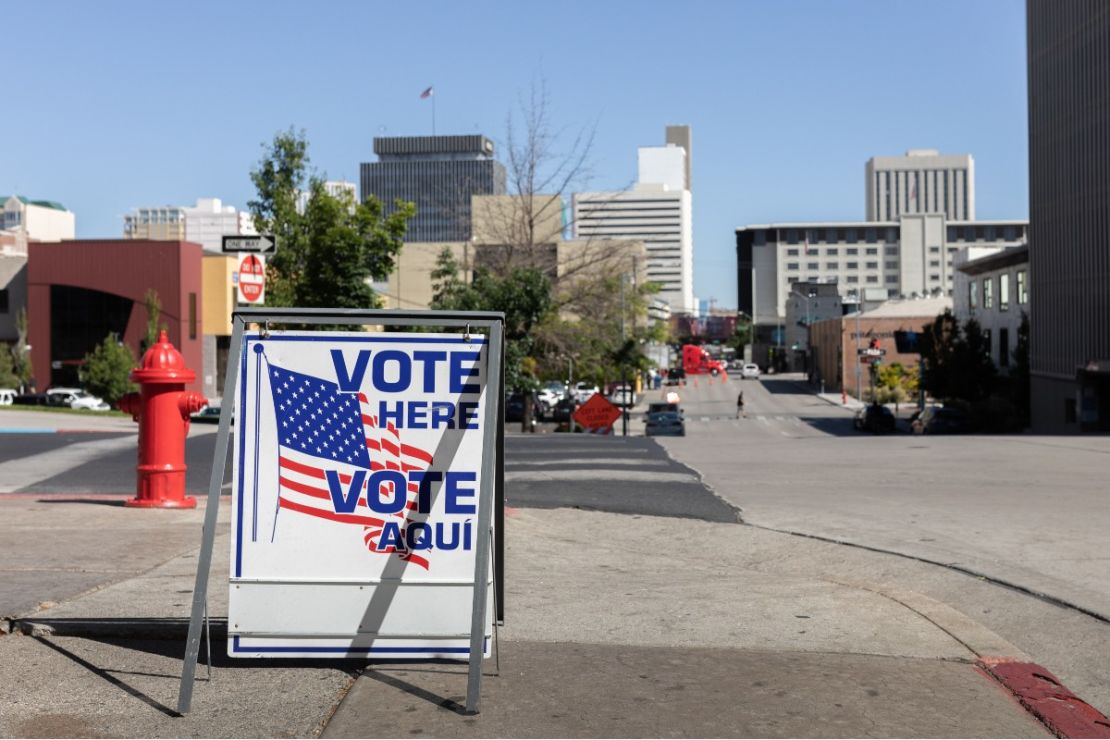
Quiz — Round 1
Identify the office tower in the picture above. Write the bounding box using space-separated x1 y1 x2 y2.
866 150 975 222
573 126 694 314
1027 0 1110 432
124 198 255 252
360 135 507 242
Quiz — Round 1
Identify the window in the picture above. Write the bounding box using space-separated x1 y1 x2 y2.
0 289 8 314
787 248 799 256
787 229 799 244
948 246 958 253
969 281 979 309
983 329 992 356
947 226 958 241
1017 270 1028 304
886 275 898 283
929 274 941 282
999 328 1010 367
1003 225 1016 241
886 227 898 243
1000 273 1010 311
982 277 993 309
826 228 838 243
846 261 859 269
985 226 996 241
807 262 819 270
827 247 839 256
786 262 799 270
929 245 940 254
865 228 877 243
885 261 898 269
885 246 898 256
846 247 858 255
866 247 878 256
846 228 857 242
786 275 799 285
929 260 940 268
866 275 879 283
826 262 839 270
189 293 197 340
866 261 878 269
847 276 859 284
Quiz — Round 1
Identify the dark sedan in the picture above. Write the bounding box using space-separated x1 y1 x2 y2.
645 410 685 437
854 403 896 434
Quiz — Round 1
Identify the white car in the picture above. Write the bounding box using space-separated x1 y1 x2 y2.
740 363 762 380
69 391 111 411
0 389 15 405
537 382 566 410
573 382 599 401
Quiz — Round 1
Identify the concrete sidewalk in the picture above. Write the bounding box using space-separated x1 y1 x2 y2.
0 495 1062 737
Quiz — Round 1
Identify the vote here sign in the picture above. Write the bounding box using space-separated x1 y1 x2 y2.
228 330 494 659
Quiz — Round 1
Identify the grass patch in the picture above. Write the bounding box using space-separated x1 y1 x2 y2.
0 405 130 418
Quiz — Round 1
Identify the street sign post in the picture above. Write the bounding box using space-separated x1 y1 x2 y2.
222 235 276 254
858 348 887 357
572 393 621 433
237 254 265 304
178 308 506 716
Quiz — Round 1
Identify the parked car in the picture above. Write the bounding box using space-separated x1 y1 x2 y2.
573 382 599 401
551 396 577 423
608 383 636 407
505 392 544 423
645 410 685 437
0 389 15 406
537 381 566 411
739 363 762 380
69 391 111 411
854 403 896 434
45 387 84 407
190 405 225 424
912 406 974 435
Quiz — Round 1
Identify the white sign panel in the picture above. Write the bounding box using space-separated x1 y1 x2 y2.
229 330 493 659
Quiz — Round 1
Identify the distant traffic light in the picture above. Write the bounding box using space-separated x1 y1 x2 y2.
869 337 881 350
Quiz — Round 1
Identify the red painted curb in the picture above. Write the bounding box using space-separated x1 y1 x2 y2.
979 658 1110 738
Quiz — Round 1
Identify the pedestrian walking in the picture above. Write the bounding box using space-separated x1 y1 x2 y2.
736 390 745 418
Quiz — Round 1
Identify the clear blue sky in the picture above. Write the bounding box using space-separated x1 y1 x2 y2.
3 0 1027 310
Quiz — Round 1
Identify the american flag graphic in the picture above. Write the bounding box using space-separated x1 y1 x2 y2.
267 362 437 570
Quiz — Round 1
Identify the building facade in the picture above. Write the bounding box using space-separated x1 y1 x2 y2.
296 180 357 214
27 240 203 391
360 135 506 243
2 196 76 246
573 126 694 314
124 198 256 252
953 245 1029 373
809 297 951 398
865 150 975 222
1027 1 1110 432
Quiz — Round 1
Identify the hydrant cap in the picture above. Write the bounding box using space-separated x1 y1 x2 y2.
130 330 196 384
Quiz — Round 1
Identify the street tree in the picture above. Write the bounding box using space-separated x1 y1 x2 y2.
80 333 137 405
248 128 414 310
0 343 20 388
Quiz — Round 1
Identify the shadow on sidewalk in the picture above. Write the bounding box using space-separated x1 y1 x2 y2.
760 379 813 396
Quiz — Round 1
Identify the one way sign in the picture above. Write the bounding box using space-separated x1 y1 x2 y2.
222 235 276 254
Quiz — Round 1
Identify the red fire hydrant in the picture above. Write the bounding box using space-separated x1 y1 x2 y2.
118 330 207 508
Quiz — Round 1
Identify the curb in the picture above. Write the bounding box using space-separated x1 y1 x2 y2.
7 617 229 641
979 658 1110 739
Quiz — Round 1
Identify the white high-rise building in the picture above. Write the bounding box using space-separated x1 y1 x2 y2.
124 197 256 252
866 149 975 222
573 126 694 314
296 180 357 214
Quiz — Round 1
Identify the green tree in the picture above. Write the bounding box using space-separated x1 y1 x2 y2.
143 289 165 352
0 343 20 388
80 334 137 405
1010 312 1031 426
249 128 414 310
430 248 553 392
918 310 960 401
12 307 32 390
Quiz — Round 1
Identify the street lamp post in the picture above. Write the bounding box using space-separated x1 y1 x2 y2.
790 289 817 375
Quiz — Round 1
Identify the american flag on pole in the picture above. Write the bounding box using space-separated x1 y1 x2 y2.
266 362 436 569
804 234 813 255
420 86 434 99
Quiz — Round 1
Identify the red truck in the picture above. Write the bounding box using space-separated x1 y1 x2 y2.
682 344 726 376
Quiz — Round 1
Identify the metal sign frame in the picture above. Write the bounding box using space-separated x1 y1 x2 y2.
177 307 505 716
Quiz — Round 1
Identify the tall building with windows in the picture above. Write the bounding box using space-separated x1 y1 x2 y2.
124 197 255 252
1027 1 1110 432
573 126 694 314
359 135 506 242
2 196 75 247
866 150 975 222
735 217 1027 368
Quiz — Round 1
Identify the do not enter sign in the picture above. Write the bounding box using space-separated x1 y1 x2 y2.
238 254 266 304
